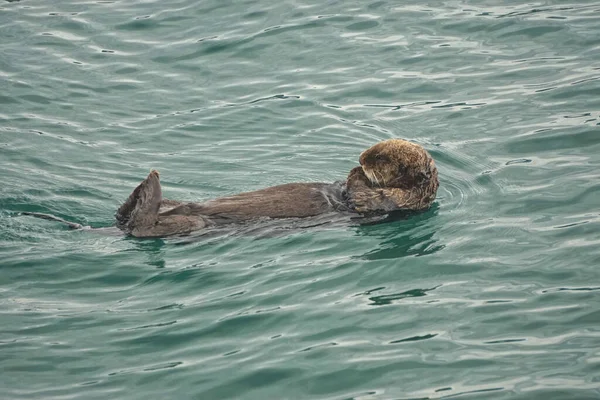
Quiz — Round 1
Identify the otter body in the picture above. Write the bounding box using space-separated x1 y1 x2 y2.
22 139 439 237
114 139 439 238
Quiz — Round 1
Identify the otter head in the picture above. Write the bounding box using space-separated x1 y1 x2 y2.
359 139 438 190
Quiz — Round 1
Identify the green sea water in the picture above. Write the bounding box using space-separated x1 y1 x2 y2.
1 0 600 399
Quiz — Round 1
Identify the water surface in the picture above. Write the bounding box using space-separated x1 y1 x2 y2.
1 0 600 399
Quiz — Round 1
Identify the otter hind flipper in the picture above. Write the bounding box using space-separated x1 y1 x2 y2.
117 171 208 237
116 170 163 234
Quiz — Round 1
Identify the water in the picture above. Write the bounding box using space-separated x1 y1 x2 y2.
1 0 600 398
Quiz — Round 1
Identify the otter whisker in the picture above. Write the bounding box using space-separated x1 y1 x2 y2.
367 169 381 187
374 170 386 187
367 171 376 186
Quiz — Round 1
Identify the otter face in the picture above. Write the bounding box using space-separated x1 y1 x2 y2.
359 139 436 188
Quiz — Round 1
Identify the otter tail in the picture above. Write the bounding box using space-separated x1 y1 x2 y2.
21 212 85 230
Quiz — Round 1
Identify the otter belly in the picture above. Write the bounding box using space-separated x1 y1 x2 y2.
161 182 349 223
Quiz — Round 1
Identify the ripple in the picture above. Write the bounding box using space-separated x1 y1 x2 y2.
389 333 438 344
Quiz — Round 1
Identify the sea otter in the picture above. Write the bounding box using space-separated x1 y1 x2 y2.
113 139 439 237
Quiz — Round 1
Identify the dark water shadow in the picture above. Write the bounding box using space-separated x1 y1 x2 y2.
124 236 167 268
352 205 443 260
362 285 441 306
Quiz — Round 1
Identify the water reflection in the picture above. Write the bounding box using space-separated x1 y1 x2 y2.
128 237 167 268
354 205 443 260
